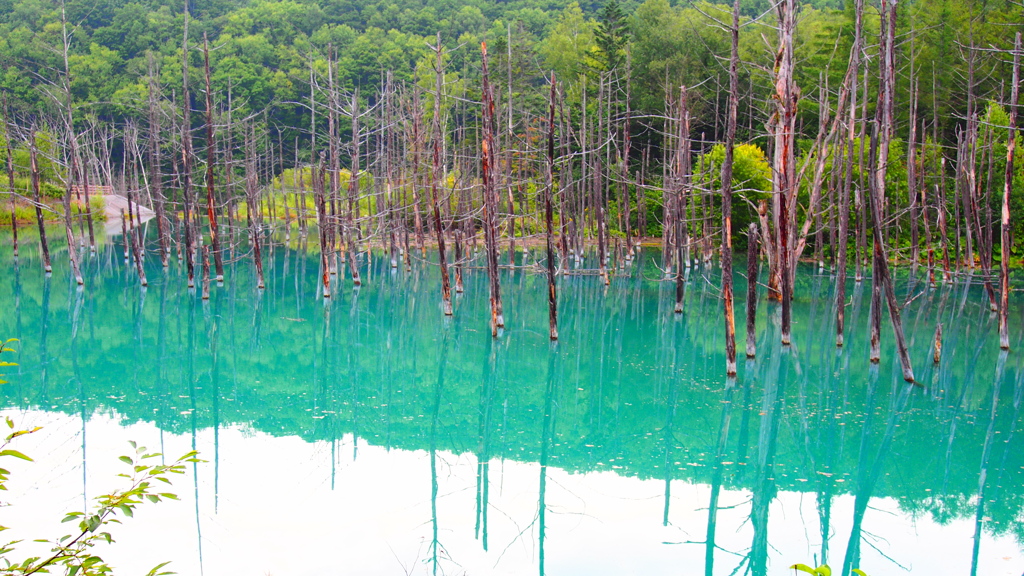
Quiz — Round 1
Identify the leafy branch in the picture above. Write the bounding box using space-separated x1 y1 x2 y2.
0 437 199 576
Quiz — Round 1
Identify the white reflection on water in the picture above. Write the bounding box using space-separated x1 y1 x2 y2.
2 409 1021 576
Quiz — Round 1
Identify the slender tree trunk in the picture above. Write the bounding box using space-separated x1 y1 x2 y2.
746 224 760 357
545 74 559 341
454 228 464 293
247 126 265 290
132 211 148 287
4 98 18 259
315 158 331 298
837 0 863 346
908 72 921 270
721 0 741 375
347 90 362 286
203 34 224 282
59 3 83 285
201 246 210 298
481 42 504 335
869 0 915 383
411 88 426 257
773 0 798 345
855 69 869 283
429 37 452 314
181 0 195 288
30 129 52 273
999 33 1021 351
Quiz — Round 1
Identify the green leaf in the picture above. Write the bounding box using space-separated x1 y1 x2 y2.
146 561 174 576
790 565 818 576
118 456 133 465
852 570 868 576
0 449 32 462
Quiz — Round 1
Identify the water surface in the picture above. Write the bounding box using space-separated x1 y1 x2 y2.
0 227 1022 576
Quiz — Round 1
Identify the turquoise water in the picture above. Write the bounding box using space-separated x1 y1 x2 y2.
0 225 1022 576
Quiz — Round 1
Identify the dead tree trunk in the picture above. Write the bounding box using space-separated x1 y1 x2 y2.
346 90 362 286
429 37 452 314
721 0 741 375
181 0 196 288
30 129 52 273
203 34 224 282
315 156 331 298
132 209 148 287
999 33 1021 351
481 42 505 335
869 0 915 383
411 88 426 256
908 70 920 271
836 0 864 347
201 246 210 298
545 74 559 341
246 126 265 290
773 0 798 346
454 229 464 293
59 3 83 286
4 98 18 259
746 224 759 357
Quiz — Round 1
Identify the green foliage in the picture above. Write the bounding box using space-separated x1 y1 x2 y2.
538 3 596 86
0 338 17 385
790 564 867 576
594 0 629 72
695 142 772 246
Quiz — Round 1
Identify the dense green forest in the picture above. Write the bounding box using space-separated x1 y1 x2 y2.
1 0 1020 244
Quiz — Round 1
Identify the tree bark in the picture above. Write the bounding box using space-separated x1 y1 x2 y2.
746 224 759 357
481 42 504 335
869 0 915 383
721 0 741 375
29 129 52 273
545 74 559 340
430 37 452 314
999 33 1021 351
203 34 224 282
773 0 798 346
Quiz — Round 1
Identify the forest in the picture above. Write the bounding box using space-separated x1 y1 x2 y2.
0 0 1022 372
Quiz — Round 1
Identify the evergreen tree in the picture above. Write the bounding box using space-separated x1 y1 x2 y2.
594 0 629 72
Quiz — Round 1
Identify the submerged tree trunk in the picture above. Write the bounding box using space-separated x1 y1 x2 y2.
180 0 196 288
481 42 504 335
4 98 18 259
59 3 83 286
545 74 559 341
869 0 915 383
429 37 452 315
746 224 759 358
30 129 52 274
773 0 798 346
203 34 224 282
720 0 741 375
246 126 265 290
837 0 864 347
999 33 1020 351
